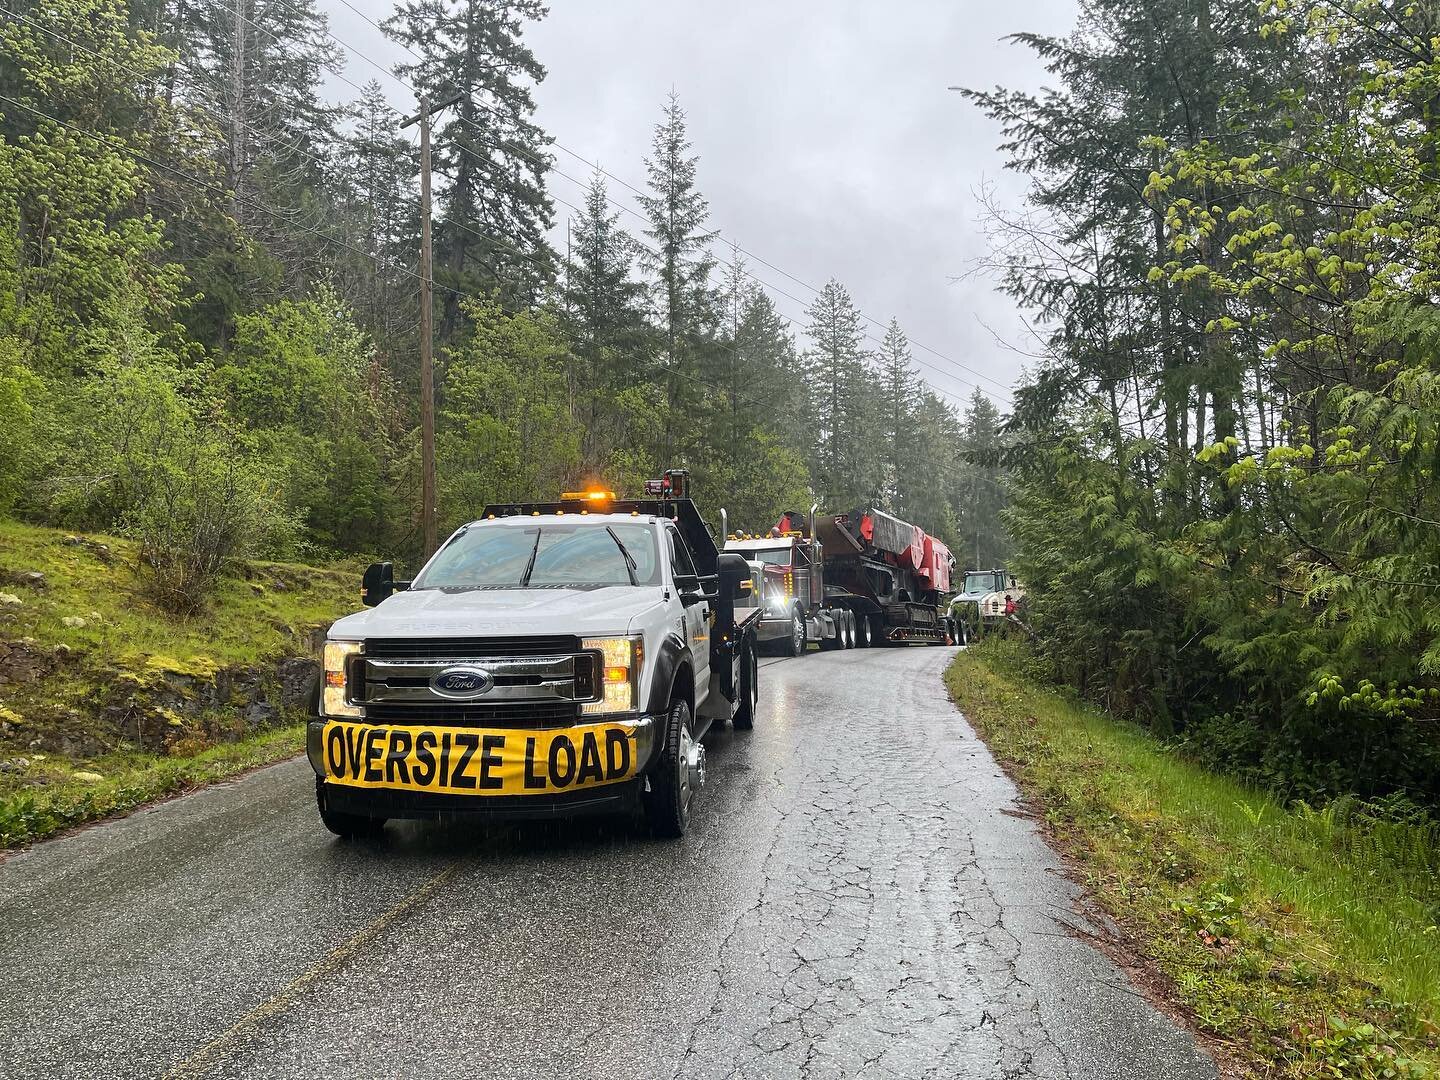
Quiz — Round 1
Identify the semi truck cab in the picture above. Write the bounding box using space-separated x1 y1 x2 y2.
950 568 1024 638
724 509 871 655
309 473 759 839
725 506 960 652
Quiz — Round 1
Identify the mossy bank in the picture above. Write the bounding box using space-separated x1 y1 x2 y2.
0 520 358 847
946 642 1440 1080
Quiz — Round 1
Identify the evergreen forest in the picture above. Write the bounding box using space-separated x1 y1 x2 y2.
0 0 1009 618
967 0 1440 805
5 0 1440 808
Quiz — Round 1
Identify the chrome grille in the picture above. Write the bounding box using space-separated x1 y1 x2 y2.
355 637 596 723
360 654 596 704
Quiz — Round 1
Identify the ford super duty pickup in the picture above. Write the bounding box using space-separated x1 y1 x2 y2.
308 471 759 839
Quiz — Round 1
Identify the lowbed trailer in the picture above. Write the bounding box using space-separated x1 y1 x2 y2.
724 505 957 654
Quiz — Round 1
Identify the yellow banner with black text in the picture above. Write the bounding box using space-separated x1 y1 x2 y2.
321 720 641 796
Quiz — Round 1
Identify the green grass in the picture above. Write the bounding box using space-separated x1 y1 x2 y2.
0 724 305 847
0 519 357 669
0 519 360 848
946 641 1440 1079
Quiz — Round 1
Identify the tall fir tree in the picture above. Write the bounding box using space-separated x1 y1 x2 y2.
157 0 343 343
874 317 919 515
637 91 716 462
559 171 651 467
803 278 875 509
385 0 555 330
956 389 1007 569
182 0 338 227
735 286 802 443
337 81 419 368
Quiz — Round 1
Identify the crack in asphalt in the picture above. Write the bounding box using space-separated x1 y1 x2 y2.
0 646 1217 1080
658 648 1212 1080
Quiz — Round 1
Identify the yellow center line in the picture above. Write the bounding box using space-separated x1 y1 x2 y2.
161 860 461 1080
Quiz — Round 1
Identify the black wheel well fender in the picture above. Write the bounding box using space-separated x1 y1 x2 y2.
670 662 695 715
644 633 694 758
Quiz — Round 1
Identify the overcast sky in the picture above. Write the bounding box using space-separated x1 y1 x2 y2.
323 1 1083 414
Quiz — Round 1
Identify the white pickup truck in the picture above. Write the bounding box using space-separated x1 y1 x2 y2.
307 472 759 839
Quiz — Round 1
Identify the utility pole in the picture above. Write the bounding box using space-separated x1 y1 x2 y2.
401 92 463 558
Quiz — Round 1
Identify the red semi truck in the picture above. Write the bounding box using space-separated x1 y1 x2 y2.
724 505 957 656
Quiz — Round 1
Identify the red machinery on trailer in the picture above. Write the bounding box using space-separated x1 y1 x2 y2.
724 505 957 655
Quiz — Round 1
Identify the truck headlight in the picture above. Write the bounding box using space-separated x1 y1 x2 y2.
581 636 642 716
322 640 363 718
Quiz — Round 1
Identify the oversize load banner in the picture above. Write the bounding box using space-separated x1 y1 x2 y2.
322 721 640 796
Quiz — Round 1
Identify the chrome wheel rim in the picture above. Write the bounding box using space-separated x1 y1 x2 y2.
678 723 695 814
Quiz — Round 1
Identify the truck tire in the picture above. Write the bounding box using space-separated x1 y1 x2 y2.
643 698 698 838
784 608 806 657
732 644 758 731
856 613 873 648
316 779 386 839
872 616 893 647
842 611 856 649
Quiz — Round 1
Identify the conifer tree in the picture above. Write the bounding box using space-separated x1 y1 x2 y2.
875 318 918 515
337 81 418 363
803 278 876 508
559 172 651 466
637 91 716 460
385 0 555 328
736 288 801 425
956 389 1007 569
183 0 338 221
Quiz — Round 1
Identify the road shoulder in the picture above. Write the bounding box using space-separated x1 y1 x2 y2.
944 644 1440 1080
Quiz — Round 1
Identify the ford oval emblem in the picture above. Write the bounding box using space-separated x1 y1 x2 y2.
430 664 495 700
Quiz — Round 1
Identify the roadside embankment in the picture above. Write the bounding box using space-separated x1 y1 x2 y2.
0 520 357 847
945 642 1440 1079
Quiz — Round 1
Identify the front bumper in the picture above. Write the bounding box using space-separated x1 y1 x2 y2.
753 615 795 642
319 778 645 822
734 604 793 642
307 712 659 821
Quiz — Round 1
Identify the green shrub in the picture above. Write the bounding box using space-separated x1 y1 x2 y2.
127 421 297 613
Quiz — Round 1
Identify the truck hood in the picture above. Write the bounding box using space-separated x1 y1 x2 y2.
327 586 667 641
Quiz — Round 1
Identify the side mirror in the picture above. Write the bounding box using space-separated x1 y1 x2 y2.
361 561 395 607
716 553 749 602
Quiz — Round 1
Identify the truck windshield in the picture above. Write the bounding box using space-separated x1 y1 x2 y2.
745 547 792 566
963 572 1001 594
414 523 662 589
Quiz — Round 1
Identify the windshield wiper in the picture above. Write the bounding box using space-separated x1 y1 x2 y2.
520 529 543 586
606 527 639 586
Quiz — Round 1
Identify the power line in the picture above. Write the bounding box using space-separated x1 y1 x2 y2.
224 0 376 102
448 115 988 411
472 143 977 414
0 84 771 419
0 3 345 184
451 114 1005 407
0 90 482 306
11 0 1001 415
544 138 1015 399
437 149 816 414
253 0 1009 409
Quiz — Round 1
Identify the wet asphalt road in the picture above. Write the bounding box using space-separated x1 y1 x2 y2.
0 646 1217 1080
